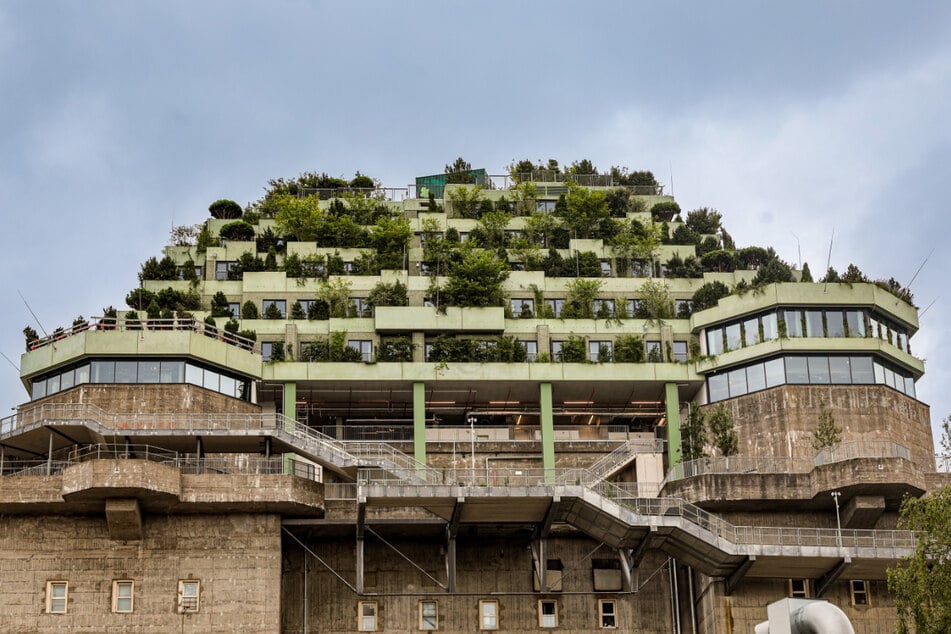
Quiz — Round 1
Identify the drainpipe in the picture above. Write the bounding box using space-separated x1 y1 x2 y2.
756 599 855 634
669 558 681 634
687 566 696 634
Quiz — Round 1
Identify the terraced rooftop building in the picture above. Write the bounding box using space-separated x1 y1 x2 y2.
4 166 946 632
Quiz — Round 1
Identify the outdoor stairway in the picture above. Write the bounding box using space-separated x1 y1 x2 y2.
585 438 664 482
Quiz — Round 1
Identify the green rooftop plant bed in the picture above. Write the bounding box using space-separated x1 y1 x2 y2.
376 337 414 362
650 201 680 222
219 221 256 241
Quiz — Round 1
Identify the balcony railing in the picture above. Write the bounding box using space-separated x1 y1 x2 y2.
26 316 258 353
314 424 634 443
665 440 915 483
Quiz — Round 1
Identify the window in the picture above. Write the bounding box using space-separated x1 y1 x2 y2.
788 579 810 598
359 601 378 631
674 299 693 317
631 259 651 277
522 341 538 362
343 261 354 275
215 261 235 280
599 599 617 628
784 310 803 337
538 600 558 628
179 580 200 613
551 341 564 360
762 312 778 341
805 310 824 337
826 310 845 338
589 340 612 362
262 342 276 362
536 200 557 214
646 341 663 363
593 299 615 318
353 298 372 318
546 299 565 318
850 580 869 606
511 298 535 318
419 600 437 631
262 299 286 318
113 580 134 613
706 328 724 356
349 340 373 362
724 323 742 352
672 341 688 362
600 260 612 277
743 317 761 346
627 299 642 315
708 374 729 402
227 302 241 318
479 599 498 630
46 581 68 614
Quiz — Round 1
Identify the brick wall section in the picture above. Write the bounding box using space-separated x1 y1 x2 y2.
0 513 281 633
25 383 261 415
702 385 933 461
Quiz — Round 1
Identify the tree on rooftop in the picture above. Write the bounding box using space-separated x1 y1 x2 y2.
751 257 795 286
445 157 474 184
681 406 708 461
691 281 731 312
684 208 722 234
208 199 243 219
567 159 597 175
887 485 951 634
708 404 738 457
350 172 376 189
557 184 609 239
800 262 814 282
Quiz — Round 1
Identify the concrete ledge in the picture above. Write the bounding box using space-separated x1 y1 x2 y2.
61 459 182 502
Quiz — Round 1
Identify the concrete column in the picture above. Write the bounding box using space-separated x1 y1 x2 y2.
283 382 297 424
413 382 427 466
412 332 426 362
540 382 555 483
665 383 682 467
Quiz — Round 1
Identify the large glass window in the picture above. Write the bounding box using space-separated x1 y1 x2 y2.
115 361 138 383
708 374 729 402
673 341 688 362
851 357 874 383
706 328 724 355
762 313 778 341
522 341 538 361
784 310 803 337
785 357 809 384
807 357 831 384
746 363 767 393
138 360 161 383
764 358 785 387
846 310 866 338
59 369 75 391
829 357 852 383
743 318 760 346
160 361 184 383
826 311 845 338
724 323 742 352
728 368 747 397
92 360 115 383
805 310 824 337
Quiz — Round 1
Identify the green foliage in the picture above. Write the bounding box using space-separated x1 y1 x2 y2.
369 215 411 268
210 291 233 318
228 252 265 280
264 246 278 271
567 159 597 175
635 279 673 320
139 256 178 282
443 250 509 307
696 236 721 257
751 258 794 285
720 228 735 250
126 287 199 312
821 266 840 283
268 341 285 362
273 194 324 241
256 227 284 253
609 167 659 193
23 325 38 351
576 251 602 277
887 486 951 634
812 401 842 450
376 337 414 362
605 188 632 217
445 157 475 184
692 281 731 312
307 299 330 320
168 223 200 247
650 201 681 222
241 300 259 320
613 334 645 363
367 280 408 308
125 288 154 310
288 301 305 320
318 278 353 318
219 221 256 241
447 185 484 218
555 336 587 363
557 185 609 239
611 218 662 266
700 249 738 273
209 199 243 219
800 262 813 282
424 335 527 363
684 208 722 234
707 404 738 457
665 253 703 279
670 224 700 246
737 246 770 270
562 278 602 319
196 223 219 252
681 407 708 461
874 277 915 306
350 172 376 189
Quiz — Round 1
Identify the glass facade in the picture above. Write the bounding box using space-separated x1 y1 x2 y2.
31 359 251 401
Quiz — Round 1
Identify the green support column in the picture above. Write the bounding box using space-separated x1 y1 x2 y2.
540 382 555 483
413 382 427 467
283 382 297 474
665 383 682 468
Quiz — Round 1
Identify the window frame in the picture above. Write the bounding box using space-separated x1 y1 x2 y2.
538 599 558 628
850 579 870 606
112 579 134 613
419 600 438 631
788 578 810 598
178 579 201 614
358 600 379 631
479 599 499 631
348 339 373 362
46 580 68 614
598 598 617 629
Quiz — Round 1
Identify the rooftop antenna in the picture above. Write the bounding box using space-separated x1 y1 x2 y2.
0 350 19 373
822 228 835 293
668 161 674 197
918 297 937 318
900 248 933 304
790 230 802 271
18 290 54 350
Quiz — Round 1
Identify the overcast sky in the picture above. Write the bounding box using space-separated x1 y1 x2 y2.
1 1 949 447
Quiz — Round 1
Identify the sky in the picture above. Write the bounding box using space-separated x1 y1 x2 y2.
1 1 949 447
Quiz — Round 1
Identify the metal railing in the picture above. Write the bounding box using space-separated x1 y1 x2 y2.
296 187 410 201
26 316 257 353
325 482 359 500
665 441 915 483
586 438 665 480
315 424 633 443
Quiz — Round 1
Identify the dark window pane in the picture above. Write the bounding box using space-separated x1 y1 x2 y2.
785 357 809 383
60 369 75 391
851 357 874 383
807 357 830 384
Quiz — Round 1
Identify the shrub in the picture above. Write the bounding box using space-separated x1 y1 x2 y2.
241 300 259 320
684 208 722 234
555 336 587 362
219 221 256 242
649 201 681 222
700 250 738 273
139 256 178 281
209 199 243 219
614 334 645 363
691 281 731 311
377 337 414 362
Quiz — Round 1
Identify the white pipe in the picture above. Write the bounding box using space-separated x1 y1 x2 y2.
791 601 855 634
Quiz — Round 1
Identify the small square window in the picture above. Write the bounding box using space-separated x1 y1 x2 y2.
113 580 134 613
46 581 68 614
359 600 378 631
178 579 200 613
788 579 809 598
479 599 498 630
850 580 870 606
538 599 558 628
349 340 373 362
599 599 617 628
419 600 437 631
